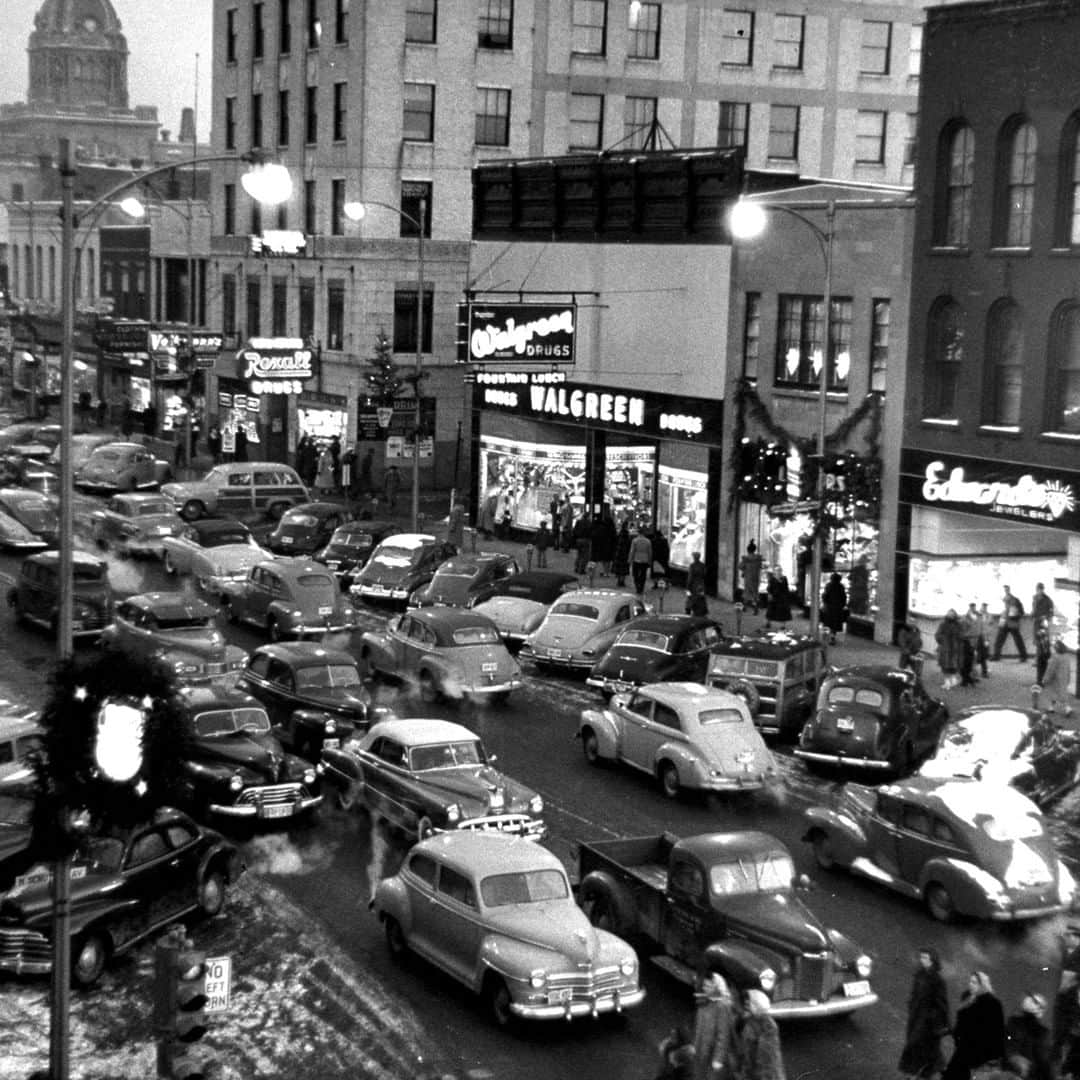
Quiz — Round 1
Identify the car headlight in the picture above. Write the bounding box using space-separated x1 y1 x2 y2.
229 774 244 792
1060 861 1077 905
324 719 337 734
759 968 776 992
489 788 505 810
303 768 316 785
581 648 596 658
290 609 303 618
173 660 200 674
529 794 544 814
529 970 547 989
856 955 872 978
619 956 637 977
446 803 461 823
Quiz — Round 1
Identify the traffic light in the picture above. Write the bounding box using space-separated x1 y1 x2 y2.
154 936 210 1080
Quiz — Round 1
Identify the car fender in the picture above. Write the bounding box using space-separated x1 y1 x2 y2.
651 738 707 783
802 806 865 866
360 633 396 675
580 708 621 759
703 939 783 992
198 838 244 886
372 875 415 934
63 896 144 941
291 707 340 733
477 932 549 996
320 746 364 788
917 856 998 918
267 600 296 629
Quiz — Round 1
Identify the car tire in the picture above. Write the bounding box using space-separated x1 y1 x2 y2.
485 975 514 1029
658 760 680 799
582 728 602 766
384 916 409 962
181 499 205 522
71 930 109 988
720 678 761 717
418 671 439 704
416 815 435 842
581 879 630 937
811 831 837 871
198 869 227 917
925 882 955 923
163 552 179 576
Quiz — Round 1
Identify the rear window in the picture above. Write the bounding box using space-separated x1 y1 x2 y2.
452 625 501 646
294 664 362 689
550 602 599 620
826 686 885 710
372 546 418 568
334 531 372 547
616 630 670 650
699 708 743 725
137 500 173 516
73 563 106 582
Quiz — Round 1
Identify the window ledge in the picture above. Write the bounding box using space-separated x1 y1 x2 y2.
987 247 1032 257
772 386 848 400
920 417 959 427
928 246 971 257
1040 430 1080 441
1048 247 1080 256
977 424 1021 436
405 40 438 49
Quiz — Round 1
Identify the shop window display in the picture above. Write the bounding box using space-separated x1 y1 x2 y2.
298 405 348 443
657 465 707 570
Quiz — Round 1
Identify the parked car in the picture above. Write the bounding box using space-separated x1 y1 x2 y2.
0 806 243 986
0 446 55 491
0 716 42 781
0 503 52 550
48 432 117 474
471 569 581 650
0 488 58 547
75 441 165 492
8 549 112 639
161 461 310 522
795 665 949 775
372 832 644 1026
313 520 400 588
99 592 248 686
349 533 458 607
408 552 522 609
585 614 725 697
162 517 271 594
237 642 371 759
321 717 546 840
802 775 1076 922
220 559 358 641
705 631 830 740
87 492 185 558
172 685 322 822
519 588 650 673
0 422 61 454
578 682 776 798
266 501 357 556
359 607 524 706
0 776 37 893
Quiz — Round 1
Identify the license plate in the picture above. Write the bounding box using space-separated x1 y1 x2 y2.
548 649 567 659
259 803 294 819
482 662 498 673
737 750 755 764
155 526 170 535
324 738 340 749
836 716 855 732
326 561 339 570
369 584 387 593
318 606 333 615
547 988 573 1004
281 536 294 544
842 980 870 997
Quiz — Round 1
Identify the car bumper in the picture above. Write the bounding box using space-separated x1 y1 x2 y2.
699 774 772 791
511 985 645 1020
453 814 546 841
464 678 524 698
768 990 879 1020
211 789 322 819
289 622 356 637
519 647 591 669
585 676 638 694
794 749 893 769
988 901 1068 921
1 537 48 550
352 586 411 603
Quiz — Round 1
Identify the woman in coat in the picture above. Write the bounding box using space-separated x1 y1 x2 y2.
691 972 738 1080
315 444 335 495
943 971 1006 1080
822 572 848 645
612 521 631 587
736 989 786 1080
935 609 966 690
765 569 793 629
899 947 950 1079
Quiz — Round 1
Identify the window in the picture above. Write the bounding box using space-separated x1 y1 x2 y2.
623 96 656 149
222 274 236 334
721 9 753 65
718 101 749 151
570 93 603 150
923 298 965 420
304 179 316 235
903 113 917 167
299 279 315 341
997 120 1037 248
475 87 511 146
775 294 851 390
305 84 318 143
225 96 236 149
572 0 607 55
246 278 261 339
767 104 799 160
279 0 291 52
223 183 236 235
327 280 345 350
253 2 265 58
406 0 436 43
278 88 290 145
409 852 438 887
627 2 660 59
1061 115 1080 246
909 24 922 78
333 81 347 141
860 20 891 75
772 14 804 70
226 8 238 62
870 299 890 393
394 286 434 353
251 92 263 148
272 277 288 337
855 110 886 164
438 867 476 908
335 0 348 43
984 301 1023 427
307 0 321 47
250 198 262 237
331 179 345 234
478 0 512 48
404 83 435 141
742 292 761 380
936 123 974 247
1048 304 1080 433
401 181 432 238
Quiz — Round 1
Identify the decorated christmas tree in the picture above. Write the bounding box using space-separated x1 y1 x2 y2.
365 328 406 403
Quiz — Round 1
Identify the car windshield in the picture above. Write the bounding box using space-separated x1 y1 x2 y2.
80 836 124 872
699 708 743 725
408 740 486 770
72 564 105 582
480 868 570 907
371 546 421 569
136 501 172 516
205 530 250 547
193 707 271 736
451 625 501 646
616 630 670 651
154 614 214 631
710 853 795 896
88 449 123 465
549 602 599 620
331 531 372 549
294 664 362 689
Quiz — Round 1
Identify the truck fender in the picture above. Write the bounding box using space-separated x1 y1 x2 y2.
917 856 994 918
703 940 781 993
579 709 620 758
578 870 636 938
802 806 864 866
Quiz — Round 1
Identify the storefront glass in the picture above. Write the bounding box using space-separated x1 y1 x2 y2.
656 465 707 570
298 405 348 443
478 435 586 532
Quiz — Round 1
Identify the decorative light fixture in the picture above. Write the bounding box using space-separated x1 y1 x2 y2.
241 162 293 206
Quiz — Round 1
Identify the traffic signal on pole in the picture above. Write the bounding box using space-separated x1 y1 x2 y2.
154 938 210 1080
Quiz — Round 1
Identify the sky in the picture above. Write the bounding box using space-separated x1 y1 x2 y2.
0 0 214 141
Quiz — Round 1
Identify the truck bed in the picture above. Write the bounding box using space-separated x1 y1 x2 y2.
577 832 679 891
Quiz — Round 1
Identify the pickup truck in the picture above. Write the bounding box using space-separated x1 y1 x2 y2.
576 830 878 1019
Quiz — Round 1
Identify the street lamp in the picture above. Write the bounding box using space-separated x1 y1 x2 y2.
343 197 427 532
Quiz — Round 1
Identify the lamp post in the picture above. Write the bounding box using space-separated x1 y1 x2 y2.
344 198 427 532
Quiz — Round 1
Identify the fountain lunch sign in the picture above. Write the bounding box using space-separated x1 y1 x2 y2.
236 337 317 395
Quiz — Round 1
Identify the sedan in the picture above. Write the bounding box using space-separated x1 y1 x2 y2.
266 501 357 557
313 520 400 588
162 518 271 595
321 717 545 840
87 492 185 558
359 608 524 706
408 552 522 609
75 441 163 492
349 533 458 607
471 569 581 650
372 832 644 1026
578 682 777 798
0 505 50 551
0 488 58 547
586 614 725 697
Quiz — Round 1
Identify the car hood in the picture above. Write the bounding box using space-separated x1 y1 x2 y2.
148 629 233 660
193 730 294 776
472 597 546 632
293 686 371 714
161 480 213 500
718 891 836 953
122 513 180 533
417 765 535 813
484 901 601 963
530 615 601 651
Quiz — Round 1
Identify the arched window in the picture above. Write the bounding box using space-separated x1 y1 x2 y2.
1055 112 1080 246
924 297 965 419
983 300 1023 426
1047 303 1080 434
995 119 1037 247
935 123 974 246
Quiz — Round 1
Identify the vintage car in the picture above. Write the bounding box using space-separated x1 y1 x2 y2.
220 559 358 640
172 685 322 821
0 503 50 550
578 682 776 798
0 777 37 893
795 665 949 774
0 487 59 547
349 532 458 607
359 607 524 705
0 806 243 986
586 614 725 697
519 588 650 673
471 569 582 650
74 440 167 492
87 492 185 558
802 775 1076 922
372 832 644 1026
0 422 61 454
48 432 118 474
99 592 248 686
237 642 371 759
0 446 55 492
408 552 522 609
162 517 272 594
266 501 357 556
161 461 310 522
321 717 546 840
8 549 113 639
0 716 42 781
705 631 830 740
313 520 400 588
919 706 1045 789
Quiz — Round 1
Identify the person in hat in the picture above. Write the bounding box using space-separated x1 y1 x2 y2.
691 971 738 1080
1005 992 1053 1080
736 989 787 1080
1037 639 1075 717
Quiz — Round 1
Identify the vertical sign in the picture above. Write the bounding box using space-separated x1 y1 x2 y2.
204 955 232 1013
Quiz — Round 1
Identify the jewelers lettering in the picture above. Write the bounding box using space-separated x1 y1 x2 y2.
922 461 1076 519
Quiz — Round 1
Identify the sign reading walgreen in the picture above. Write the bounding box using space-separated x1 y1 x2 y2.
459 302 576 364
237 337 317 395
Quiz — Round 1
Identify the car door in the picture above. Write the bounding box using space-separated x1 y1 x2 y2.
663 856 712 967
863 792 905 880
247 567 277 626
119 824 190 946
262 657 299 735
134 450 155 487
895 802 953 887
619 692 657 768
26 562 52 624
219 469 254 517
399 615 434 673
401 851 441 960
426 864 482 983
360 736 410 826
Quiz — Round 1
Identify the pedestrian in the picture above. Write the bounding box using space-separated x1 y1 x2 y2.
234 423 248 462
534 520 551 568
1036 639 1074 717
686 551 707 616
654 1026 695 1080
629 528 653 596
764 567 793 629
315 443 335 495
992 585 1028 661
447 502 465 550
943 970 1006 1080
613 521 631 587
573 514 593 575
95 398 107 428
977 602 992 677
549 497 562 550
961 603 982 687
330 434 342 494
591 512 614 576
899 946 950 1080
691 971 738 1080
1033 582 1055 624
1005 992 1054 1080
651 529 671 585
383 465 401 510
1035 618 1054 686
898 615 925 675
736 988 786 1080
207 425 222 465
121 394 134 437
359 447 374 495
822 572 847 645
935 609 965 690
739 541 764 614
560 500 574 553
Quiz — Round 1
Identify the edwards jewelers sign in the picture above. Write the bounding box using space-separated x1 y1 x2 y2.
236 337 316 395
462 303 576 364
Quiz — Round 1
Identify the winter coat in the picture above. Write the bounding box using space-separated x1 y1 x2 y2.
897 623 924 664
629 533 653 566
736 1012 786 1080
822 577 848 634
534 524 552 552
944 990 1006 1080
765 575 793 624
692 995 738 1080
898 965 950 1078
315 449 335 491
935 615 965 675
591 517 615 563
613 527 631 577
1004 1010 1054 1080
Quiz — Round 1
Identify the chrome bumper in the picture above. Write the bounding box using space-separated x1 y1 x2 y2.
794 749 892 769
510 986 646 1020
768 990 879 1019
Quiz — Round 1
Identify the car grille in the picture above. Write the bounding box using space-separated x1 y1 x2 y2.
546 964 624 996
205 662 227 675
779 951 835 1003
457 814 541 837
0 927 52 970
73 608 110 631
235 783 305 806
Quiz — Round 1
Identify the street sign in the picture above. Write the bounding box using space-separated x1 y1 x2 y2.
203 955 232 1013
771 500 821 516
